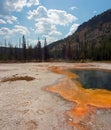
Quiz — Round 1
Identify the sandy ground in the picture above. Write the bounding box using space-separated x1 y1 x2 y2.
0 62 111 130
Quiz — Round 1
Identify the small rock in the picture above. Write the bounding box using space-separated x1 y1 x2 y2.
69 118 73 121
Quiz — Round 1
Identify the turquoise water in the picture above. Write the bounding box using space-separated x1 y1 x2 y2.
71 69 111 91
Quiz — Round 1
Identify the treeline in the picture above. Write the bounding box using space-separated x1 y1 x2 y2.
0 35 111 62
0 35 49 62
49 36 111 61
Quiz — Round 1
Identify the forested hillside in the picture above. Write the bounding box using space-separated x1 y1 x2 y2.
48 9 111 61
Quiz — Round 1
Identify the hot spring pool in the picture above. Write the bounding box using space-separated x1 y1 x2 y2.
71 69 111 91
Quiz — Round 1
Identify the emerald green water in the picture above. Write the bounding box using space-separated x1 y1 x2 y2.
71 69 111 91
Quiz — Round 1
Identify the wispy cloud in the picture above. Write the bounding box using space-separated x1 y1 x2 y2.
66 23 79 36
0 19 6 24
5 0 27 12
13 25 30 35
0 25 29 38
0 15 18 24
0 27 11 36
27 0 39 7
70 6 78 10
0 0 40 14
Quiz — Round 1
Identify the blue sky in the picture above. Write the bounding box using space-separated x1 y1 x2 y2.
0 0 111 47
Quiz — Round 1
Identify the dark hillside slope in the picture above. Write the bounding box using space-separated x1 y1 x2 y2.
48 9 111 60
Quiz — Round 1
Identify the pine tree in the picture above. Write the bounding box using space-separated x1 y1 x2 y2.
44 38 49 61
4 39 8 60
66 41 72 60
22 35 27 61
62 44 66 60
37 39 42 61
14 46 18 61
8 43 13 60
27 45 33 61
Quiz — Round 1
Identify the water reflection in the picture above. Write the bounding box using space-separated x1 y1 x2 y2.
71 69 111 91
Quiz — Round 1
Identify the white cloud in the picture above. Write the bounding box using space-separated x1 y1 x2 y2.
0 27 12 36
35 18 62 41
13 25 30 35
0 25 29 38
5 15 18 24
5 0 27 12
49 30 62 36
0 19 6 24
27 0 39 7
35 19 56 34
70 6 78 10
48 9 77 26
42 35 59 44
27 6 77 25
0 15 18 24
41 29 63 43
0 0 40 14
27 6 78 43
66 23 79 36
27 6 48 20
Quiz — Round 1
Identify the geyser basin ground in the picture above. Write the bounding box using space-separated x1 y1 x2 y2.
0 62 111 130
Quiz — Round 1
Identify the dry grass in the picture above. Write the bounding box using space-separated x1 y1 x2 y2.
1 76 35 82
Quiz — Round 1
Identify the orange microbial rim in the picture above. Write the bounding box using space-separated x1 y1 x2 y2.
46 66 111 129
